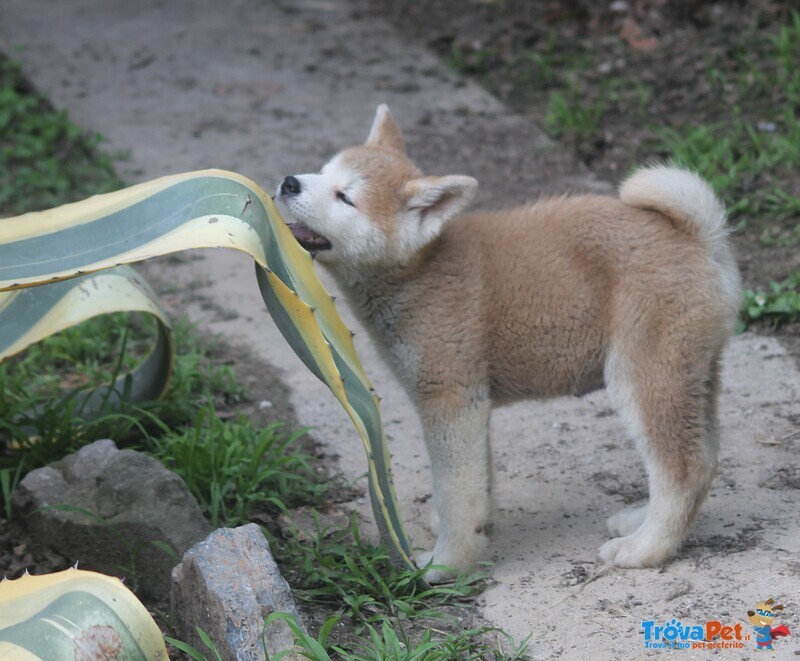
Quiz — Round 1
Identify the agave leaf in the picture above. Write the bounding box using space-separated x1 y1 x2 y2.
0 265 173 413
0 568 168 660
0 170 415 570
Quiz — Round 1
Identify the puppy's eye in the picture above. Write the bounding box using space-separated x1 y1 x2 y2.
336 191 355 207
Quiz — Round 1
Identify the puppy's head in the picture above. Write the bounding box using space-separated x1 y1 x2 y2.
276 105 478 269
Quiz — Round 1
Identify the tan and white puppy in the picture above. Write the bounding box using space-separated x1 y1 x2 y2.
276 105 740 582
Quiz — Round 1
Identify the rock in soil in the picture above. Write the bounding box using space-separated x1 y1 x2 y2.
11 439 210 601
171 524 305 660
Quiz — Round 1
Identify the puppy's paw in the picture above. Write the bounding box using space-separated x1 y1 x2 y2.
415 529 488 583
606 504 647 537
429 508 440 535
415 551 457 584
598 531 676 568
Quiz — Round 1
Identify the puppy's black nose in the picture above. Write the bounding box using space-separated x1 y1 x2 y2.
281 175 302 195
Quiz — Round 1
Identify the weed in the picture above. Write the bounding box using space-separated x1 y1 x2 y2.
0 463 24 519
265 612 531 661
166 628 224 661
278 513 485 625
1 312 156 399
521 32 557 86
0 58 124 215
0 375 150 475
140 319 246 428
544 83 606 142
741 272 800 328
772 10 800 96
446 42 493 75
148 405 324 528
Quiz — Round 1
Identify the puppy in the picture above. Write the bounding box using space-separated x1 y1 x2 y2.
276 105 740 582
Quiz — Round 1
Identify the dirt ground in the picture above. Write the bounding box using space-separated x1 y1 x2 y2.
1 0 799 658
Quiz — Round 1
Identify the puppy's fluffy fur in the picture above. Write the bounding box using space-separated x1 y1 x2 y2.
277 105 740 581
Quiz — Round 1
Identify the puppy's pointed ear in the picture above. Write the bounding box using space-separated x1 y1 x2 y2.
404 175 478 243
365 104 406 154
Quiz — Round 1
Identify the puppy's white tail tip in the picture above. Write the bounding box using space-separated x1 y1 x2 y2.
619 163 727 245
621 163 741 323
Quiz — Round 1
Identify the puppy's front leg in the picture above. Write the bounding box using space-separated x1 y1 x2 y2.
415 389 493 582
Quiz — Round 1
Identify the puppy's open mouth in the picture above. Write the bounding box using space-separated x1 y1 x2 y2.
288 223 332 252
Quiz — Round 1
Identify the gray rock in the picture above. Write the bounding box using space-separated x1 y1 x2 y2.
12 439 210 601
171 524 305 660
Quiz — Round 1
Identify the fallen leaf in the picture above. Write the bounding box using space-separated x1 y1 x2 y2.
619 17 658 51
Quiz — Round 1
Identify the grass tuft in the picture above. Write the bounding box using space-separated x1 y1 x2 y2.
741 272 800 329
277 513 486 625
0 59 124 216
148 405 324 528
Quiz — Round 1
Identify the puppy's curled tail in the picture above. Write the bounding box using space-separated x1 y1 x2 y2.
620 163 727 246
620 163 741 317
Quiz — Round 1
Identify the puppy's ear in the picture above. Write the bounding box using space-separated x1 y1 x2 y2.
404 175 478 243
365 104 406 154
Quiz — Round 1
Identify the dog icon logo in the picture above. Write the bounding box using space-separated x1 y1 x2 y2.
747 599 790 651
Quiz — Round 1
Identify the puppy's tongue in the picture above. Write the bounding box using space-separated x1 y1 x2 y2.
288 223 332 251
289 223 319 242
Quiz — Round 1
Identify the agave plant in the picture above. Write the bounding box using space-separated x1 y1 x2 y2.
0 169 414 569
0 568 168 659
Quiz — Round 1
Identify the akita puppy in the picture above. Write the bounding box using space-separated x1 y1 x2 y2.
276 105 740 582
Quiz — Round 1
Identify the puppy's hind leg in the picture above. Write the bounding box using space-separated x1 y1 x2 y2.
416 386 493 582
599 346 720 567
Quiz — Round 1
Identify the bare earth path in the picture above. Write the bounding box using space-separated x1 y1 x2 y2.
1 1 798 658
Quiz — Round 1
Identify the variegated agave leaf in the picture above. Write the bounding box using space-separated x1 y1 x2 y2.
0 265 173 415
0 568 168 660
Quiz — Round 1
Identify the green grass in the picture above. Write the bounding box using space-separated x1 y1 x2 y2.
653 12 800 233
277 513 485 625
741 272 800 328
0 315 250 515
266 612 531 660
149 406 324 528
1 311 157 398
544 83 606 142
139 320 245 429
0 58 124 216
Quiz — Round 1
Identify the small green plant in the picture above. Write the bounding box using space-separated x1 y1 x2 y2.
148 405 323 528
0 58 124 215
278 513 485 625
741 272 800 328
0 312 156 399
446 43 493 75
0 383 147 473
772 10 800 97
265 612 531 661
544 83 606 141
140 319 246 428
165 627 224 661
